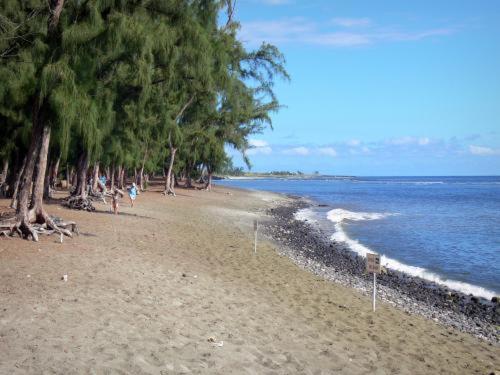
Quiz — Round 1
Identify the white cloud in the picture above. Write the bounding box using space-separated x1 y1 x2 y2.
304 32 370 47
247 139 272 155
283 146 310 156
346 139 361 146
332 17 371 28
386 136 431 146
318 147 337 157
469 145 500 156
387 136 416 145
240 17 455 47
349 146 371 155
249 139 269 148
418 137 430 145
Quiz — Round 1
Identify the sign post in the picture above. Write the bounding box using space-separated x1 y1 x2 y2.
253 219 258 254
366 253 381 311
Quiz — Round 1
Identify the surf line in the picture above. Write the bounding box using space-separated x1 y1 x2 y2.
294 207 496 300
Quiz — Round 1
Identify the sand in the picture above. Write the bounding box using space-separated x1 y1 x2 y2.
0 184 498 374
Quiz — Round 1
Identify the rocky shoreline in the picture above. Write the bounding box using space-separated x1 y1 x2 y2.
262 198 499 344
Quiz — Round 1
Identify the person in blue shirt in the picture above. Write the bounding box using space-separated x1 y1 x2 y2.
128 182 138 207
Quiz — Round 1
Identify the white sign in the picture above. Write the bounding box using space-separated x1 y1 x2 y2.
366 253 381 274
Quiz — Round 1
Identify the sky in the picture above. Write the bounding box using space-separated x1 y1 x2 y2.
226 0 500 176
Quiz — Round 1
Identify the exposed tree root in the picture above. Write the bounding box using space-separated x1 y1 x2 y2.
89 190 107 204
162 187 176 197
64 195 96 211
0 212 77 242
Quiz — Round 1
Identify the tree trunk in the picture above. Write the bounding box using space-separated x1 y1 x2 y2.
170 174 176 196
205 168 213 191
15 114 45 221
65 164 70 189
139 145 148 191
92 162 99 192
0 159 8 185
51 156 60 188
29 125 51 217
9 157 26 208
70 167 76 187
0 159 8 197
138 166 145 191
5 153 20 198
186 163 194 188
116 165 122 189
119 166 125 189
74 151 89 198
164 147 177 195
110 164 115 189
43 159 52 199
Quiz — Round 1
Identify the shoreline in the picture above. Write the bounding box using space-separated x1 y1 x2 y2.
260 196 499 343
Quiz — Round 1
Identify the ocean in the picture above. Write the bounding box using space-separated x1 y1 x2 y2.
216 176 500 299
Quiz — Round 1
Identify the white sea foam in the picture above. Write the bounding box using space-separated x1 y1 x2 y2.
326 208 496 300
294 208 317 223
358 180 445 185
412 181 444 185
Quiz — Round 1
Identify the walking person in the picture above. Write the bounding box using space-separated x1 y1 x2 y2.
128 182 138 207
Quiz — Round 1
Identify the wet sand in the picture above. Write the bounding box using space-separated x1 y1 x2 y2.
0 185 498 374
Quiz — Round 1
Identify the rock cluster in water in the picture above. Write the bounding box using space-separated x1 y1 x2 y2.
263 198 499 344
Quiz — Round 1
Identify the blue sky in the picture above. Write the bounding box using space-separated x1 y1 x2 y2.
227 0 500 175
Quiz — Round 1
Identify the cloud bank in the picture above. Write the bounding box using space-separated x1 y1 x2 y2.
240 17 455 47
242 135 500 160
469 145 500 156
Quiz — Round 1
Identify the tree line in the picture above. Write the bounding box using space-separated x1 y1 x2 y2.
0 0 288 240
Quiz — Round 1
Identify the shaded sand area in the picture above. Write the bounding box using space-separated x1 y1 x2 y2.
0 185 498 374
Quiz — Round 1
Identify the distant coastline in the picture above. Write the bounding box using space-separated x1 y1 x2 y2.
216 173 355 180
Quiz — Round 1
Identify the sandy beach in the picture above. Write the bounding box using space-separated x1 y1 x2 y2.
0 184 498 374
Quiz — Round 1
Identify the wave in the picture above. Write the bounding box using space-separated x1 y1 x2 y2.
321 208 496 300
353 180 445 185
293 208 317 223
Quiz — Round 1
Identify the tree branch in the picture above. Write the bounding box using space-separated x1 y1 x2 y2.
175 95 195 122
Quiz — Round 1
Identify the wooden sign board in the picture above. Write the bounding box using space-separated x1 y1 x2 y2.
366 253 381 274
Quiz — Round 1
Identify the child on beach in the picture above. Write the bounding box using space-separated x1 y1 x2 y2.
128 183 138 207
111 188 123 214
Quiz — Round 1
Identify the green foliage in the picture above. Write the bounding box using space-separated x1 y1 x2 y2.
0 0 288 181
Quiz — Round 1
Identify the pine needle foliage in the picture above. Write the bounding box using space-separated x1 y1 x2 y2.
0 0 289 197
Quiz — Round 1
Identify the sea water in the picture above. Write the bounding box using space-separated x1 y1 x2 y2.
216 176 500 299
